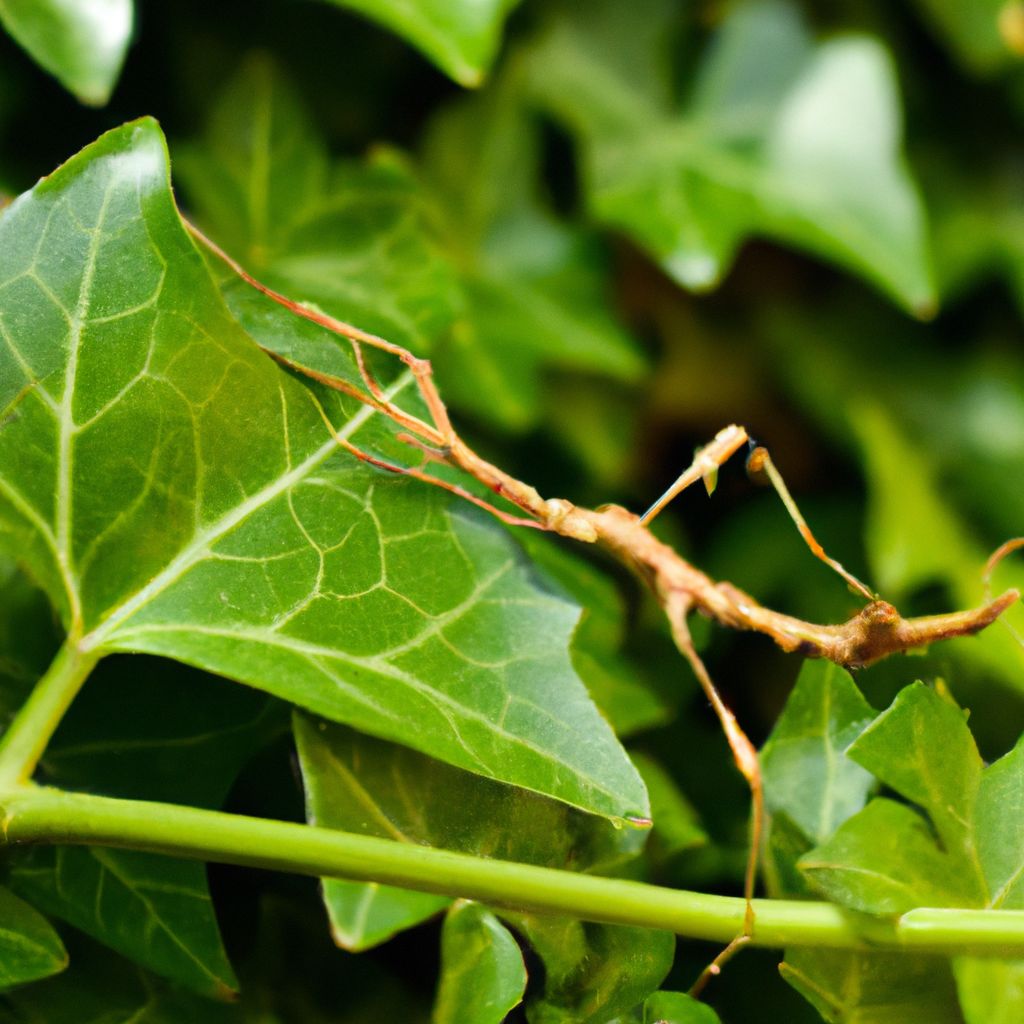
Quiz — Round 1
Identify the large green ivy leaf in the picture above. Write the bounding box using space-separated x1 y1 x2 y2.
322 0 520 87
294 714 644 950
433 902 526 1024
761 660 876 845
0 119 647 822
0 886 67 991
0 0 132 105
175 56 459 356
524 0 934 314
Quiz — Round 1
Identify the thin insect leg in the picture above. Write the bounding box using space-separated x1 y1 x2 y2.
639 426 750 525
665 592 762 993
185 219 448 447
746 445 876 602
312 399 547 532
349 339 387 403
983 538 1024 648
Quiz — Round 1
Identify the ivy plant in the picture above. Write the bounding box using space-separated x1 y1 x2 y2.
2 2 1024 1022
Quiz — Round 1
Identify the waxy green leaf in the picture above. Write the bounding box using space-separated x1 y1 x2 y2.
322 0 520 87
525 0 934 313
10 847 238 999
800 680 1024 958
0 886 66 991
433 902 526 1024
176 56 459 356
295 714 645 949
761 660 876 844
0 118 647 823
781 949 961 1024
641 991 722 1023
0 0 131 105
507 914 674 1024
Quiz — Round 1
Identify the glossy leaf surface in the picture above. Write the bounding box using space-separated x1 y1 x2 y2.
0 119 647 823
433 902 526 1024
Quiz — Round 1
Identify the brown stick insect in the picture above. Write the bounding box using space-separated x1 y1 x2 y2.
189 222 1020 991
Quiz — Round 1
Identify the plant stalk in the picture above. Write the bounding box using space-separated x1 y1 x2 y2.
4 786 1024 955
0 642 99 788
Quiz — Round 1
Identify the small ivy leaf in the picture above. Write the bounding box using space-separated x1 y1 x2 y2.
9 847 239 999
0 0 132 105
976 734 1024 909
294 714 644 950
954 956 1024 1024
641 991 722 1023
780 948 962 1024
761 660 877 844
0 886 67 991
0 118 648 824
503 914 674 1024
176 55 460 356
798 797 979 914
847 683 985 891
433 902 526 1024
524 0 935 314
321 0 521 87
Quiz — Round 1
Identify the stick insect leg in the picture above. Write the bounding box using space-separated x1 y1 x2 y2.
640 426 750 526
746 444 877 602
983 538 1024 648
666 593 762 995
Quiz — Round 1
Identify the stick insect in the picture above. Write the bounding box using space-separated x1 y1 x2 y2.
189 222 1020 991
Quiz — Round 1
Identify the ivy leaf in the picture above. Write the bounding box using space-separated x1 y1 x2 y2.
176 56 460 355
640 991 722 1023
294 714 644 950
852 404 1024 691
0 931 242 1023
955 957 1024 1024
0 886 67 990
0 119 648 823
525 0 934 314
420 65 645 432
630 752 706 859
780 949 961 1024
433 902 526 1024
761 660 876 844
9 847 238 998
798 797 978 913
506 914 674 1024
6 661 279 996
800 682 1024 937
0 0 132 105
321 0 520 87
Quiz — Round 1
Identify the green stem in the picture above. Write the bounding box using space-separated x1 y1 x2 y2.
4 786 1024 954
0 641 100 787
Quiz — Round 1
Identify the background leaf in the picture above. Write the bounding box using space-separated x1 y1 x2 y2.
0 0 132 104
0 887 67 991
433 902 526 1024
525 0 934 312
321 0 520 87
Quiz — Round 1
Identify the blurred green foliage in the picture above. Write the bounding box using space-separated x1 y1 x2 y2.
2 0 1024 1021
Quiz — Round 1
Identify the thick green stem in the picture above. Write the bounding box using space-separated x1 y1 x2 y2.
0 642 99 787
4 787 1024 954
